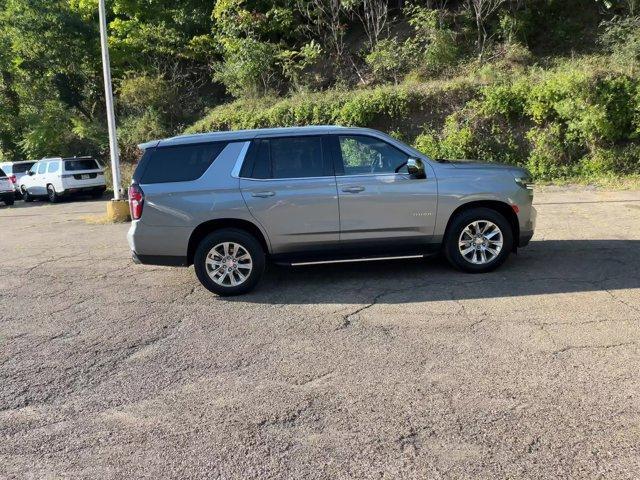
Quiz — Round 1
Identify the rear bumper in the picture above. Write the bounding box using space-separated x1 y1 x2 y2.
132 251 188 266
60 185 106 196
1 191 15 202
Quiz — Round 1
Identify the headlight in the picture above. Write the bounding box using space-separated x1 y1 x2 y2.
515 177 534 190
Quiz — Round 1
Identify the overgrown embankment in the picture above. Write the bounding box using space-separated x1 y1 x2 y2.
188 57 640 183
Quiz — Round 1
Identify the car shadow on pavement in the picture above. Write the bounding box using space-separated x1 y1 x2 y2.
235 240 640 304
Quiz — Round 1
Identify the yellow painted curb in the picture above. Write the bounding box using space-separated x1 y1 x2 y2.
106 199 131 222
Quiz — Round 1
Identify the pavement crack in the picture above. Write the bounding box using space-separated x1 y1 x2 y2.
553 341 636 356
24 254 85 275
337 290 391 330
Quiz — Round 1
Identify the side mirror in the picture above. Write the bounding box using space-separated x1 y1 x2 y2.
407 158 426 179
27 170 34 176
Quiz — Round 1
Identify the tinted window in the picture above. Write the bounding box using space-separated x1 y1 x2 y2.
47 161 59 173
243 139 271 179
37 162 47 174
338 135 409 175
12 163 35 173
64 159 99 171
139 142 228 184
270 137 324 179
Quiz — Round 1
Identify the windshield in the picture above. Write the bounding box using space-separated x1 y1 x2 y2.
64 159 100 171
0 167 6 177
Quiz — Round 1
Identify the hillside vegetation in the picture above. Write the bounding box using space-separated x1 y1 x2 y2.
2 0 640 182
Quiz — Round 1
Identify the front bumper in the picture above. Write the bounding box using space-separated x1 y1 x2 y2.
517 203 536 247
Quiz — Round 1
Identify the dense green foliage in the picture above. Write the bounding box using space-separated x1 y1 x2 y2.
1 0 640 181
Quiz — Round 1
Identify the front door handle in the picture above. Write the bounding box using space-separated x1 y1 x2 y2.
341 186 365 193
251 191 275 198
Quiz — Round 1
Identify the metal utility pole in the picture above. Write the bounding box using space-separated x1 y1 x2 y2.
98 0 122 200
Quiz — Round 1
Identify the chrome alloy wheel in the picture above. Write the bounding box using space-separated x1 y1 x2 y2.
205 242 253 287
458 220 503 265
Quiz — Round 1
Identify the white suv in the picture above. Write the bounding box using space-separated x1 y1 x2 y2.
19 156 106 202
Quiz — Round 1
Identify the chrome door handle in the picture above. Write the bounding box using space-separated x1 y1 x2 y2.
342 186 365 193
251 191 275 198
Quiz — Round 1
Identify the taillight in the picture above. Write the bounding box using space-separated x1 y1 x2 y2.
9 175 16 184
128 184 144 220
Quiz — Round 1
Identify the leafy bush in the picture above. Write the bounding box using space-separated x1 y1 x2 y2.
214 37 281 97
581 144 640 176
414 114 474 160
365 38 414 84
600 16 640 73
525 124 580 179
404 5 460 77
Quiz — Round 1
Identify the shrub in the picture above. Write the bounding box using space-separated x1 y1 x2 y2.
214 37 281 97
526 124 581 179
365 38 413 84
582 144 640 176
600 16 640 73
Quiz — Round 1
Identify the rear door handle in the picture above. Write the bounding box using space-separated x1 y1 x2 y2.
251 191 275 198
341 186 365 193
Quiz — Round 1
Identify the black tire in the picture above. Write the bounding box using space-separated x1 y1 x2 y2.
4 197 14 206
91 190 104 199
444 207 513 273
22 187 33 202
47 184 59 203
194 228 266 296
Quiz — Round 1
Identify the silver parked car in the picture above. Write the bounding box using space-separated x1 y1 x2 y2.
0 166 15 206
128 126 536 295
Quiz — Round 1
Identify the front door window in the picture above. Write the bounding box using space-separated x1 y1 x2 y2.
338 135 410 175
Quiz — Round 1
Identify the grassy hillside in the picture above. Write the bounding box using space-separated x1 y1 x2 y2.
187 53 640 183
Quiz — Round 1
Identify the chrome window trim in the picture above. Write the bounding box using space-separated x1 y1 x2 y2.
230 141 251 178
235 172 416 181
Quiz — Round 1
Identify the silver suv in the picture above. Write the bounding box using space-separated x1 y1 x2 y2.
128 126 536 295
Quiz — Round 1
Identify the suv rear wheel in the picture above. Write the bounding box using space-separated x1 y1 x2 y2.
22 187 33 203
47 184 60 203
444 207 513 273
194 228 265 296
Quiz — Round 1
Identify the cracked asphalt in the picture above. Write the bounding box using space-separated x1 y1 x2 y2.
1 188 639 479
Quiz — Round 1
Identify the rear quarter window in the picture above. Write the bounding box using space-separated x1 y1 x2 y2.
136 142 228 184
65 159 100 171
14 162 35 173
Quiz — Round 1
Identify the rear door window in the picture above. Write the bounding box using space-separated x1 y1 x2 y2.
271 137 325 179
37 162 47 174
64 159 100 171
47 161 59 173
137 142 228 184
243 136 329 179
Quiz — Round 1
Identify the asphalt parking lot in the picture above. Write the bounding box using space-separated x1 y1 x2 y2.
1 188 639 479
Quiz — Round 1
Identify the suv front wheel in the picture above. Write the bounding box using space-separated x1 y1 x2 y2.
194 228 265 296
444 207 513 273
